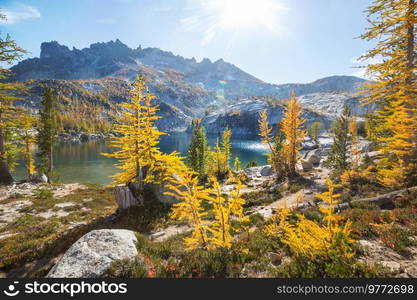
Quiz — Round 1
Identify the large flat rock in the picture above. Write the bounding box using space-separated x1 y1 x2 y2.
47 229 138 278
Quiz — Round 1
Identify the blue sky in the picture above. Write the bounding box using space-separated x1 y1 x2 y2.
0 0 374 84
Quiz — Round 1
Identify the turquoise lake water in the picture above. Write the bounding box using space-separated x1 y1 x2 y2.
13 133 268 185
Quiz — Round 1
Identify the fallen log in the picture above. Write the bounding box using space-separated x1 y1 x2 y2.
336 186 417 211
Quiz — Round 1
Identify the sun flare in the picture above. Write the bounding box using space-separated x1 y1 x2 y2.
182 0 288 45
206 0 286 31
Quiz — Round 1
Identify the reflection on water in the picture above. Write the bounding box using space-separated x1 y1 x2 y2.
13 132 268 185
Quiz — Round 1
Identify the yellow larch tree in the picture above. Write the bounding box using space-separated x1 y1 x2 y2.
103 75 184 185
206 178 233 249
206 128 232 179
207 177 247 249
341 117 363 185
265 177 354 262
359 0 417 187
164 171 211 250
378 90 417 186
258 109 285 176
166 173 247 250
281 91 306 177
0 11 27 184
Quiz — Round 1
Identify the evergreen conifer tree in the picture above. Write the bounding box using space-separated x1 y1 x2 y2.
326 106 351 173
37 87 57 180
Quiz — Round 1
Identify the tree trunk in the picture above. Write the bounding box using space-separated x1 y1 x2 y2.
0 125 13 185
48 143 53 183
0 160 13 185
114 166 148 210
406 0 415 79
114 185 144 209
336 186 417 211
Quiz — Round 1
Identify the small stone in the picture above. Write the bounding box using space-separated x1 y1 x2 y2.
300 160 313 171
54 202 75 208
268 252 282 265
32 173 48 183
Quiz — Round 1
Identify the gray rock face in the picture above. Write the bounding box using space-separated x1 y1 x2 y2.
260 166 273 176
300 159 313 171
200 100 332 137
146 181 180 204
32 173 48 183
298 91 374 118
304 149 322 165
358 139 373 153
47 229 138 278
243 166 262 178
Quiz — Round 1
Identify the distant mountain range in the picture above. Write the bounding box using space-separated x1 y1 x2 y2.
10 40 368 133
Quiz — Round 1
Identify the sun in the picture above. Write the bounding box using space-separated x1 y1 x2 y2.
181 0 288 45
205 0 286 31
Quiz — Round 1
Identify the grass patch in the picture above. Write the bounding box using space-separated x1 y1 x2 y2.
0 184 117 270
242 190 282 208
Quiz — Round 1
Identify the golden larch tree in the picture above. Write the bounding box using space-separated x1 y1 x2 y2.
206 177 247 249
0 11 27 184
281 91 306 177
258 109 285 176
359 0 417 186
265 177 354 262
103 76 184 185
165 171 210 250
166 173 247 250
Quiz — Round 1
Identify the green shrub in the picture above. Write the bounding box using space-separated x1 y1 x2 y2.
105 258 148 278
242 191 281 208
33 189 54 200
158 248 243 278
274 255 380 278
245 161 258 168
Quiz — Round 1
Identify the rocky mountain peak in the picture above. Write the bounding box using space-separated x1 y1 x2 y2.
40 41 72 60
86 39 133 58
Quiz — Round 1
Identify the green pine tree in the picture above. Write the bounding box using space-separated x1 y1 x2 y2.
308 122 322 145
326 106 351 173
187 119 208 181
37 87 58 181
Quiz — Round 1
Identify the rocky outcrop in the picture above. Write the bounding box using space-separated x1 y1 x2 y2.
47 229 139 278
260 166 273 176
243 165 274 178
358 239 417 277
303 148 322 165
298 91 375 118
199 100 332 137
